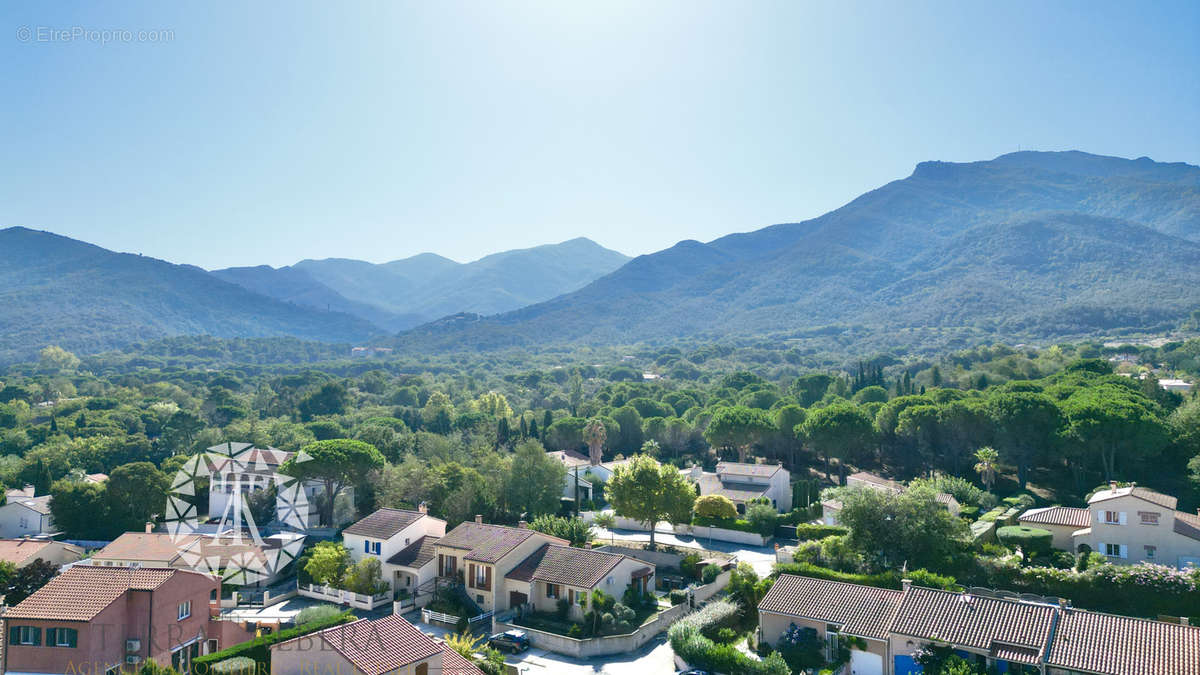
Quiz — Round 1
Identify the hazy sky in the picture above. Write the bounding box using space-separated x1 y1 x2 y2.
3 1 1197 269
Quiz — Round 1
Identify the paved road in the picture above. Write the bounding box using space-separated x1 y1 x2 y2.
593 526 781 577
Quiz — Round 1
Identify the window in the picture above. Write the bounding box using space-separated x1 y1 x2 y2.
206 639 218 654
1139 511 1159 525
178 601 192 620
476 594 484 604
1145 545 1157 559
405 538 411 545
10 626 41 646
210 589 217 601
48 628 77 647
18 516 28 529
546 583 559 599
1103 543 1126 558
1103 511 1121 525
606 576 613 585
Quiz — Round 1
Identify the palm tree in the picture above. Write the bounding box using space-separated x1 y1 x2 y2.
974 447 999 491
593 512 617 545
584 418 607 465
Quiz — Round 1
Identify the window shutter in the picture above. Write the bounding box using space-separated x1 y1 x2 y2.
364 540 370 553
67 629 77 648
1120 545 1128 559
8 626 18 645
438 554 444 575
485 566 492 591
46 628 56 646
32 628 41 646
1098 541 1106 555
1119 512 1127 525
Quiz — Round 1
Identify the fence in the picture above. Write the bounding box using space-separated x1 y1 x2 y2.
298 583 391 610
421 608 494 628
495 602 688 658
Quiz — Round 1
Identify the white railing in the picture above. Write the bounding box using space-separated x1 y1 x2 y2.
422 609 462 625
298 583 391 610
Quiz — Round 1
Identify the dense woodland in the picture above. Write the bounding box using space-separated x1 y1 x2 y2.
0 335 1197 545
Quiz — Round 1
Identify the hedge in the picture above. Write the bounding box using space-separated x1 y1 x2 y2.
693 515 758 534
771 562 959 592
192 610 356 670
996 526 1053 556
972 560 1200 618
669 600 789 675
792 524 847 541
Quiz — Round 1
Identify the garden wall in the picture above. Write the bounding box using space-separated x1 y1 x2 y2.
494 603 689 658
595 545 683 568
685 523 770 546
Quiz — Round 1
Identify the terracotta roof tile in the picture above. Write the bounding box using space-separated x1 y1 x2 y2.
698 474 769 502
1019 506 1091 529
344 508 428 539
438 523 563 563
1173 511 1200 542
387 535 440 569
505 544 629 588
716 461 782 478
93 532 191 563
310 615 442 675
441 644 485 674
0 539 52 565
1047 609 1200 675
889 587 1056 658
758 574 904 640
1089 486 1178 510
4 566 188 621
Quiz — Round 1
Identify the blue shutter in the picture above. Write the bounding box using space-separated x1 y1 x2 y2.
364 540 370 553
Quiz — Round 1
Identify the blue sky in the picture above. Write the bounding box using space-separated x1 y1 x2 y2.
2 1 1197 269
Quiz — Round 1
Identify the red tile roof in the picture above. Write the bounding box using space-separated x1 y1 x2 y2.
441 644 485 674
343 507 429 539
1019 506 1091 529
505 544 631 588
889 587 1056 659
387 535 441 569
4 566 197 621
0 539 52 565
1047 608 1200 675
1174 510 1200 542
307 615 442 675
93 532 192 563
758 574 904 640
1089 486 1178 510
438 522 565 564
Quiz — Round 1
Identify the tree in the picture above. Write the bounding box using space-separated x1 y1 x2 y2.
247 482 278 526
592 512 617 545
30 458 52 496
297 382 348 421
611 406 644 454
106 462 168 533
1060 385 1168 482
693 494 738 520
584 418 607 465
606 454 695 547
6 558 58 605
836 485 968 570
343 556 385 595
49 479 111 539
281 439 385 526
38 345 80 372
704 406 776 463
568 373 584 416
801 403 877 481
504 440 566 518
973 447 999 491
421 392 456 434
987 392 1061 488
528 514 593 547
304 541 351 586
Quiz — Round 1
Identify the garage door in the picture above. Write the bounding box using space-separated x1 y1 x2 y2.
850 648 883 675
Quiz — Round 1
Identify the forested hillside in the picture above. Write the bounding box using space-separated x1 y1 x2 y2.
0 228 379 364
395 151 1200 354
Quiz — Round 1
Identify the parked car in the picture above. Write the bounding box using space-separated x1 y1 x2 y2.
488 630 530 653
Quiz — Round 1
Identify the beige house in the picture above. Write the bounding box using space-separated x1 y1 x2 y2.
758 575 1200 675
504 544 654 621
1019 484 1200 568
434 518 567 613
689 461 792 513
270 614 482 675
0 538 83 569
341 505 446 601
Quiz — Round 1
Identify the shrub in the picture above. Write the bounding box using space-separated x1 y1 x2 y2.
669 589 688 605
715 627 739 644
294 603 343 626
701 564 722 584
209 657 256 675
529 514 594 547
694 494 738 520
958 505 980 519
792 524 848 541
669 600 789 675
556 598 570 620
772 562 901 589
906 568 959 591
997 526 1054 557
746 503 780 535
912 475 984 506
192 610 355 670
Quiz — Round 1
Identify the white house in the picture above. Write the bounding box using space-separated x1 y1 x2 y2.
0 493 55 539
1021 483 1200 569
341 506 447 602
206 443 352 528
690 461 792 513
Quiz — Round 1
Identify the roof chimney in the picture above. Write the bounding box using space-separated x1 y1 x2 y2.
145 522 154 534
901 578 912 592
474 514 483 525
518 520 528 529
417 501 428 515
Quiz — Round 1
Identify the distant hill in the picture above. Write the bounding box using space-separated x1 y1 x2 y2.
216 237 630 330
394 151 1200 354
0 228 380 364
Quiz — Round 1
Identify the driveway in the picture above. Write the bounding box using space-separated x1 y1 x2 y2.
592 525 782 578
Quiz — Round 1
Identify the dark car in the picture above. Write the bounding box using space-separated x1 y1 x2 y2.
488 629 531 653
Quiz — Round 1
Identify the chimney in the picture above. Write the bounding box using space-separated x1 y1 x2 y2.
901 578 912 592
417 501 428 515
145 522 154 534
518 520 528 529
474 514 483 525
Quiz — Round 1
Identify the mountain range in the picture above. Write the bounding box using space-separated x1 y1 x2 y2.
392 151 1200 354
3 150 1197 365
0 230 628 364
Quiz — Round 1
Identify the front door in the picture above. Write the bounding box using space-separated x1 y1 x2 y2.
509 591 528 607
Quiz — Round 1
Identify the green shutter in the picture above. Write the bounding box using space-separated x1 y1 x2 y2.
46 628 56 646
67 629 77 648
8 626 18 645
31 627 41 646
